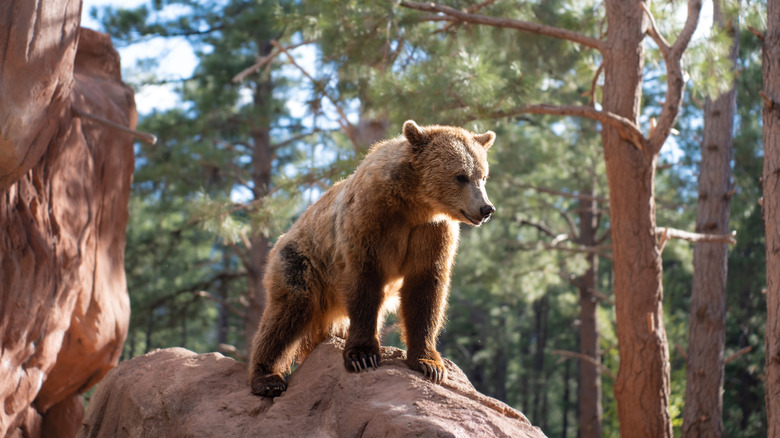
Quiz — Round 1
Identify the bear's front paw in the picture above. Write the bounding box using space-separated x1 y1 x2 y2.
409 358 447 384
343 345 380 373
250 372 288 398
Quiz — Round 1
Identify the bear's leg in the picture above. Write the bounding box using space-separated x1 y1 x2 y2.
343 264 384 373
399 271 449 384
249 289 314 397
399 221 458 384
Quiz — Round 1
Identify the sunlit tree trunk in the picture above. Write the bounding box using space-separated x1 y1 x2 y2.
603 0 671 435
682 1 737 435
763 1 780 435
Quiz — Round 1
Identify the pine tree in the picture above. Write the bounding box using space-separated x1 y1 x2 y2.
682 1 738 435
762 0 780 434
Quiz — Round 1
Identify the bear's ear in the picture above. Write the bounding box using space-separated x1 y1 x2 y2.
403 120 429 152
474 131 496 150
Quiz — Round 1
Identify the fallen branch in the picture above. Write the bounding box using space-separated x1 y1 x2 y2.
72 107 158 145
551 349 615 380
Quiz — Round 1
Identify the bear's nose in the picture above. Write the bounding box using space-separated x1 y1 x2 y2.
480 204 495 220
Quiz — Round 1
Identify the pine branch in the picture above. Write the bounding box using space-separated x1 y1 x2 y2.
398 0 605 52
518 218 558 238
480 104 646 151
655 227 736 252
272 130 321 150
72 107 157 145
196 290 246 319
232 39 315 83
551 350 616 380
594 228 611 245
268 40 360 149
517 183 609 204
226 240 252 271
589 289 615 306
533 197 579 239
541 243 613 260
724 346 753 365
517 241 613 260
437 0 499 34
642 0 703 154
586 63 604 107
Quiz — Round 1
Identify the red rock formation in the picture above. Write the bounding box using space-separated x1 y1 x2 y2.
0 2 135 435
80 338 547 437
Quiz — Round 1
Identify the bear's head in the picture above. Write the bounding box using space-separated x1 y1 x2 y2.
403 120 496 226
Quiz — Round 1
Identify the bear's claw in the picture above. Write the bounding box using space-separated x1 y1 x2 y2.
414 359 447 384
344 348 380 373
251 373 288 397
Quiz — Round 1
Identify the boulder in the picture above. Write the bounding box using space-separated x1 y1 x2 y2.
80 338 547 437
0 20 135 438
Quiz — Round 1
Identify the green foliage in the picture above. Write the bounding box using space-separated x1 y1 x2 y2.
686 23 738 101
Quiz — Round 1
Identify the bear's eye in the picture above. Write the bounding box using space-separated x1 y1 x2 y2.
456 175 469 183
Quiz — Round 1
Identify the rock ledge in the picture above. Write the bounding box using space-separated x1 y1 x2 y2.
80 338 546 437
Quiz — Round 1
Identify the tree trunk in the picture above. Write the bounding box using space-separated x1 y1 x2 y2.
763 1 780 435
217 252 231 346
682 2 737 436
532 296 549 424
562 359 571 438
603 0 672 436
519 325 531 413
577 191 602 438
494 315 508 401
244 39 274 353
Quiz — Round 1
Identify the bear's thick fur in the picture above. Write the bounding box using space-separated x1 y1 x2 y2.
249 120 496 397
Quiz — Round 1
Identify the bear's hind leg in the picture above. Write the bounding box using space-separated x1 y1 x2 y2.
249 289 314 397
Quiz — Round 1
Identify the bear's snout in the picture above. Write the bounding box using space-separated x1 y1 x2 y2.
479 204 495 221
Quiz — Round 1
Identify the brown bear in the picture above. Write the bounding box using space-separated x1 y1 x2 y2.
249 120 496 397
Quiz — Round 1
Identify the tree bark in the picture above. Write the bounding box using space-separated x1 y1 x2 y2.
603 1 671 436
577 191 602 438
532 296 549 425
682 1 737 436
217 251 231 346
562 359 571 438
244 39 274 353
763 0 780 434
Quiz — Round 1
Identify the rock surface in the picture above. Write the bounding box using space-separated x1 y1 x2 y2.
0 20 135 438
80 338 546 438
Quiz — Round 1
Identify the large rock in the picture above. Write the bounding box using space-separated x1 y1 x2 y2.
80 339 546 437
0 20 135 438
